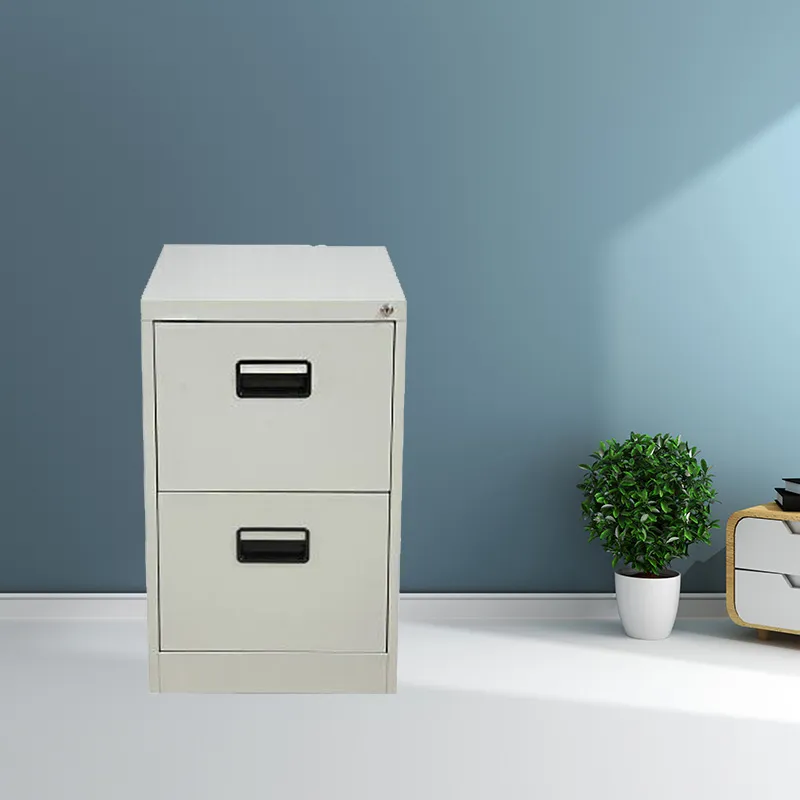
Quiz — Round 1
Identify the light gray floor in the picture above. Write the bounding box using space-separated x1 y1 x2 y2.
1 617 799 799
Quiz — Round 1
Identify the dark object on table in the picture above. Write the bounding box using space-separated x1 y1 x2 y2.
781 478 800 495
775 487 800 512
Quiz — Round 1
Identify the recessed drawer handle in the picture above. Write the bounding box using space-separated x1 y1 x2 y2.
236 528 310 564
236 361 311 398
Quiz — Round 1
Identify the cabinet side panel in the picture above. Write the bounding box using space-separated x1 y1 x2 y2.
387 321 406 692
141 320 160 691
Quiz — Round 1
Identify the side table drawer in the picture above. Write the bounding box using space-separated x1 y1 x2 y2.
735 569 800 631
734 516 800 575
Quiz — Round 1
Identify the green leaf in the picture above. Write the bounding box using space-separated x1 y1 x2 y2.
578 432 716 567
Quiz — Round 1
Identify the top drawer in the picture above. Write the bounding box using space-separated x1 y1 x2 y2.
735 516 800 575
154 322 395 492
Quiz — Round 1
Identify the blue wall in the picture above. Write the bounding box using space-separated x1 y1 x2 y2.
2 1 800 592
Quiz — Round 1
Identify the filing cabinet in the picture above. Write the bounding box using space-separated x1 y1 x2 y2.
141 245 406 692
726 504 800 638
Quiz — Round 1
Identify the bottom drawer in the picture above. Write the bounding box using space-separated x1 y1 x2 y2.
158 492 389 653
735 569 800 631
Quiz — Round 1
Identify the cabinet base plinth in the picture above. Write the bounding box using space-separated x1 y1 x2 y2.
150 651 392 694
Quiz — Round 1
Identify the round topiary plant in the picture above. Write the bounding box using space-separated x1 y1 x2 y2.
577 432 719 577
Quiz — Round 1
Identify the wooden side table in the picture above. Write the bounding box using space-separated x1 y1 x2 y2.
727 503 800 639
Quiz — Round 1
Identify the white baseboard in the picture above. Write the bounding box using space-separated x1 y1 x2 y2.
0 592 727 621
0 594 146 619
401 593 726 621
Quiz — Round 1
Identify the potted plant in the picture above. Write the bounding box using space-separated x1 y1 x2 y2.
577 432 719 640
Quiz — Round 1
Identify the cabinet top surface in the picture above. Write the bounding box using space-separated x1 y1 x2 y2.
141 245 405 322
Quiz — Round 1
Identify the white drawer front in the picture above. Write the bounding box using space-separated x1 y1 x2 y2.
735 569 800 631
734 517 800 575
158 493 389 653
159 492 389 653
155 322 394 492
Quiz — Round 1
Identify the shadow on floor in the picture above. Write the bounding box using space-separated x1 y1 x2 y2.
415 616 800 678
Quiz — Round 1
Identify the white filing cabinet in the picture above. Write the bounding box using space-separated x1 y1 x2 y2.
141 245 406 693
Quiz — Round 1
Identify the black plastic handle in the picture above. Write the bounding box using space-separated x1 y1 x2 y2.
236 528 310 564
236 360 311 398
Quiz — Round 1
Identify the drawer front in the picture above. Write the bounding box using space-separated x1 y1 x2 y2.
155 322 394 492
734 517 800 575
159 492 389 653
735 569 800 631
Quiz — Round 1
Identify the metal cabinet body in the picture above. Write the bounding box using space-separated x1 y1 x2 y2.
141 245 406 692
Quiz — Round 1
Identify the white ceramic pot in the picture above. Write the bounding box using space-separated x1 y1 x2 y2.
614 568 681 640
